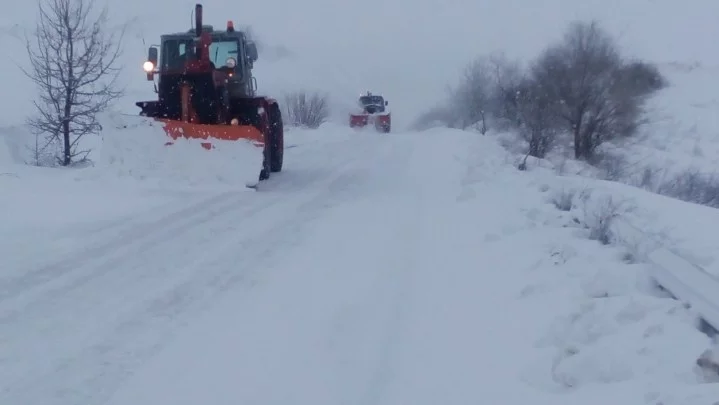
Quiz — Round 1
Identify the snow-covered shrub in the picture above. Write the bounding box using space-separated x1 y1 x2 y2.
550 188 576 211
283 90 330 129
591 151 630 181
656 169 719 208
579 192 628 245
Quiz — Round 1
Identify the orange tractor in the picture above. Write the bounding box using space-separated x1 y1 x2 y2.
135 4 283 182
349 92 391 133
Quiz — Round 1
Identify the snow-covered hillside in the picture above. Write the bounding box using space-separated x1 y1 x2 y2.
614 62 719 175
3 0 719 404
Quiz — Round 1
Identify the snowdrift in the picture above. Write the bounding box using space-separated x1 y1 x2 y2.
75 113 265 192
1 112 269 262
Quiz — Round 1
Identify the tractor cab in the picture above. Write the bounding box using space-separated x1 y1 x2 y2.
160 34 236 72
151 27 256 80
138 15 260 123
359 92 388 114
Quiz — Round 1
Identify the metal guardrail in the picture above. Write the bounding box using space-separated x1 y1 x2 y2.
612 216 719 374
648 249 719 336
612 218 719 336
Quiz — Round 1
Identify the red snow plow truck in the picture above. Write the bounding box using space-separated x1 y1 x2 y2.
135 3 283 183
349 92 391 133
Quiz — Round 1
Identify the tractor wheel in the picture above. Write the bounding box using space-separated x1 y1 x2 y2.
269 104 284 172
259 167 270 181
260 124 273 181
259 142 271 181
258 103 273 182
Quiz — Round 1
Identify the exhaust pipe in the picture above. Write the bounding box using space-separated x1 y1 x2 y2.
195 4 203 36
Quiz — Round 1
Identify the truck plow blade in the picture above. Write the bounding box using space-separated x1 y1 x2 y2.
158 119 265 148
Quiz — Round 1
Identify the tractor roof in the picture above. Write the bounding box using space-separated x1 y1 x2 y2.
360 94 384 101
161 25 248 41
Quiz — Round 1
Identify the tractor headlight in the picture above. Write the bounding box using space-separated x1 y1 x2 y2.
143 61 154 72
226 57 236 68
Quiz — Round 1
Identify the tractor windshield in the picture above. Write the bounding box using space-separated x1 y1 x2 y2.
209 39 239 68
360 95 384 106
161 37 240 71
359 95 385 113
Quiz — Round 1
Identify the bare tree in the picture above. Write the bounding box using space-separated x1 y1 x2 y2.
283 90 329 129
515 77 560 158
532 21 627 160
606 60 667 140
451 57 496 133
23 0 124 166
615 60 667 97
486 53 524 130
412 54 524 132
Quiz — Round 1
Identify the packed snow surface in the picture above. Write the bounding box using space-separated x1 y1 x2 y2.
1 120 718 404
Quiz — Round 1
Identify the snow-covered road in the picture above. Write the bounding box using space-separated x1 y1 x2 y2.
2 128 716 405
1 130 529 404
104 132 544 405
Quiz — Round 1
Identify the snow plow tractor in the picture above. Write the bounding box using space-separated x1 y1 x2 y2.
349 92 391 133
135 3 283 182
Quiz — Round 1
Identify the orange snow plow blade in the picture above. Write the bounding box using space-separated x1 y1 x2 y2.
158 119 265 146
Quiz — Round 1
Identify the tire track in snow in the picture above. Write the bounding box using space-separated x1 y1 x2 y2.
2 129 353 282
0 191 241 302
358 185 422 405
354 134 465 405
0 133 374 313
372 133 523 405
97 134 417 405
0 135 386 405
0 191 281 402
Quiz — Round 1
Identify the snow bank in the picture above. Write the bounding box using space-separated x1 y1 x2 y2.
1 118 175 240
1 112 281 268
75 113 265 191
515 231 712 402
461 150 719 404
0 162 176 274
82 115 364 191
535 173 719 277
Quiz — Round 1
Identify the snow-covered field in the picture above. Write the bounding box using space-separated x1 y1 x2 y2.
3 0 719 403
